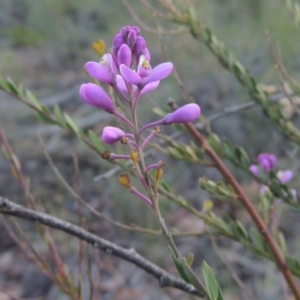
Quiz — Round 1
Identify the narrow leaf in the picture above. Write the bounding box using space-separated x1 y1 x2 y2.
170 249 191 284
202 261 224 300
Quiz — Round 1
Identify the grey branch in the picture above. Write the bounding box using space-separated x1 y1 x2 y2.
0 197 203 298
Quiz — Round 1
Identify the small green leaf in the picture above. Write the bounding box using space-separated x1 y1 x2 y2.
170 249 191 284
64 113 80 137
235 146 250 169
236 220 248 240
278 231 287 254
88 130 105 154
17 83 24 97
35 111 57 125
160 180 172 193
0 76 10 91
185 145 198 161
187 252 194 267
26 89 43 110
6 77 19 94
152 107 167 117
202 261 224 300
54 104 65 127
250 228 266 253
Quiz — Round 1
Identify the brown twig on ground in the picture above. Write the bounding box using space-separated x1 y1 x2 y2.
170 101 300 299
0 196 204 298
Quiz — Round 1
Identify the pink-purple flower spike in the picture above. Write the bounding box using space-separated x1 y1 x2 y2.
79 26 202 206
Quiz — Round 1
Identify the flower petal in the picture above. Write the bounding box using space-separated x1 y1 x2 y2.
119 64 141 85
147 62 173 84
79 83 115 113
102 126 125 144
164 103 200 124
249 165 260 177
118 44 132 67
85 61 113 84
277 170 294 184
140 81 160 95
116 75 128 93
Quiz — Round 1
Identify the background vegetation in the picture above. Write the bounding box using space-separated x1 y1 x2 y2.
0 0 300 299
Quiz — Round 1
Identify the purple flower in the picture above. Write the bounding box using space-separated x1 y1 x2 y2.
85 54 117 85
249 165 260 177
277 170 293 184
79 83 115 113
138 103 201 134
257 153 276 172
118 44 132 67
291 189 297 202
164 104 201 124
260 185 269 195
102 126 125 144
120 58 173 89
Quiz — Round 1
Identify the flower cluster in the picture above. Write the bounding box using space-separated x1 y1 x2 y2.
249 153 296 200
79 26 201 206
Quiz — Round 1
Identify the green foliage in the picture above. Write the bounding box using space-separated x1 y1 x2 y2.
207 133 251 171
199 177 237 201
170 249 191 284
5 26 43 47
202 261 224 300
167 140 205 163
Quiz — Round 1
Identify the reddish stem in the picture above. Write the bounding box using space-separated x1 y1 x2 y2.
183 121 300 299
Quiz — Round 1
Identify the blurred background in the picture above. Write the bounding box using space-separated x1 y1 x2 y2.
0 0 300 299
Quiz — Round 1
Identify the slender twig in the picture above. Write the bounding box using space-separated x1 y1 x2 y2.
0 196 204 298
123 0 188 33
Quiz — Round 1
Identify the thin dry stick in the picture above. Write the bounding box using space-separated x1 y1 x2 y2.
0 197 204 298
73 154 84 299
122 0 187 34
210 237 256 300
174 107 300 299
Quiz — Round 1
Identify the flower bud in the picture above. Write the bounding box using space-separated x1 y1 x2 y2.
127 29 137 49
118 174 131 189
277 170 293 184
113 33 124 54
85 54 116 85
257 153 276 172
130 151 139 166
134 36 146 58
118 44 132 67
249 165 260 177
155 168 164 181
92 39 106 56
164 103 201 124
79 83 115 113
101 126 125 144
101 150 111 159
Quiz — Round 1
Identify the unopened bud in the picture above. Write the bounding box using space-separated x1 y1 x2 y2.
101 150 111 160
203 200 213 211
156 168 164 181
130 151 139 166
120 137 128 144
187 253 194 266
118 174 131 189
159 161 165 168
92 39 106 56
